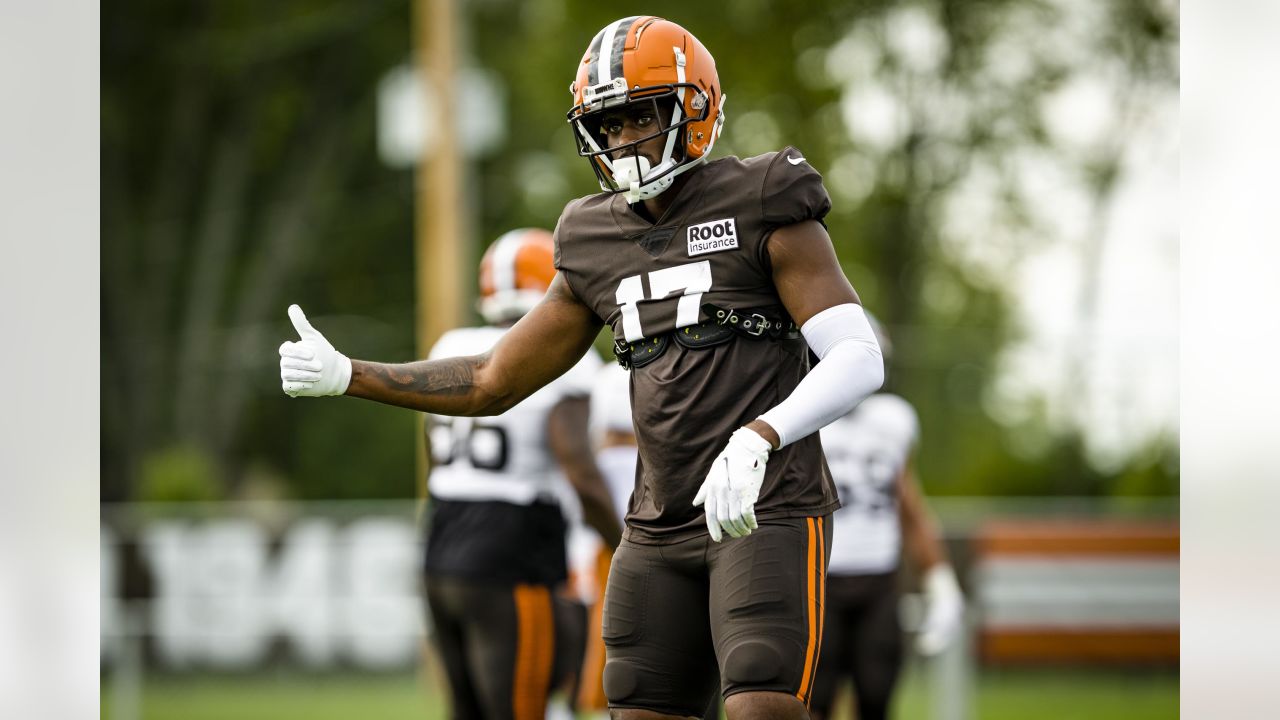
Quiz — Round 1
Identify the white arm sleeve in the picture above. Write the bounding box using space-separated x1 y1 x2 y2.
757 303 884 448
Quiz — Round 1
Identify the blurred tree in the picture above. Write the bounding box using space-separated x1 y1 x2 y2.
102 0 417 500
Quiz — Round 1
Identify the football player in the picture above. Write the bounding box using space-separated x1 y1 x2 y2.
280 17 884 718
569 363 637 717
808 318 964 720
419 228 623 720
587 363 638 522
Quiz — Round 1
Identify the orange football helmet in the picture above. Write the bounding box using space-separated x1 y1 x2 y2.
567 16 726 203
477 228 556 324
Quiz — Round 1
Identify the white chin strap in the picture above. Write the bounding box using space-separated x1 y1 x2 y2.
612 154 677 204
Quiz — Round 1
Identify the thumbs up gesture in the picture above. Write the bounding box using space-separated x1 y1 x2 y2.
279 304 352 397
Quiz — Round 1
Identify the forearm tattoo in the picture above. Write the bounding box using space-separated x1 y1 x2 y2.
374 357 475 396
350 354 494 414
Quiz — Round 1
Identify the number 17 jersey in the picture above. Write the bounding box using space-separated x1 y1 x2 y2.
554 147 842 544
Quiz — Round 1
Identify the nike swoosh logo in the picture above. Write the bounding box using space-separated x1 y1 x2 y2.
787 155 806 165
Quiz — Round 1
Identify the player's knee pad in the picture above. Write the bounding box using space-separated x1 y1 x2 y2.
602 659 639 700
722 640 785 685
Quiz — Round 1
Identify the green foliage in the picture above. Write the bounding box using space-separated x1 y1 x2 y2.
1110 435 1180 497
102 0 417 501
136 446 224 503
288 399 420 500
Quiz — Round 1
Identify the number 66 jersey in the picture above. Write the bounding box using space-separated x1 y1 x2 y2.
554 146 841 544
424 325 601 585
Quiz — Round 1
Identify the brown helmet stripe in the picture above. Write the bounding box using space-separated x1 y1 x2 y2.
585 27 606 86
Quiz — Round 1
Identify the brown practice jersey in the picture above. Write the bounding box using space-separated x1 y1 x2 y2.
554 146 841 544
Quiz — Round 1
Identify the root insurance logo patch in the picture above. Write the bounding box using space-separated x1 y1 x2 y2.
686 218 738 257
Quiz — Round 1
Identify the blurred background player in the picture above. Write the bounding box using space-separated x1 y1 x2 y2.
566 362 636 718
808 315 964 720
421 228 623 720
587 363 638 523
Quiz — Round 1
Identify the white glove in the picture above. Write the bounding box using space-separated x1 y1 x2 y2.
279 304 352 397
916 564 964 656
692 427 772 542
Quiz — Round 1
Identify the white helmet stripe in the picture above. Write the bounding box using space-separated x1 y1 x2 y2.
596 17 634 84
490 230 526 294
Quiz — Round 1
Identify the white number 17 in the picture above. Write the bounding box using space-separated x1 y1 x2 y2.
615 260 713 342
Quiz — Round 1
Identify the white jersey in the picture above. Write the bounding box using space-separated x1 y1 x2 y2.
588 363 637 519
426 326 601 505
567 365 640 604
565 445 638 604
588 363 634 445
820 393 919 575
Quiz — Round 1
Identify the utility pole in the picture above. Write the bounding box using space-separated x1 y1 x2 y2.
413 0 466 498
415 0 465 356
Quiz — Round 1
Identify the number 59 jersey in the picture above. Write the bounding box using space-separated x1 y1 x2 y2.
554 147 840 543
426 325 601 505
819 393 920 576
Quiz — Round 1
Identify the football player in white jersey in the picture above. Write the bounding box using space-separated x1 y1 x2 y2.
587 363 638 522
565 362 637 716
421 228 623 720
809 318 964 720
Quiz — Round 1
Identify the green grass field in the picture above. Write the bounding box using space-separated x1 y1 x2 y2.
101 666 1177 720
892 667 1178 719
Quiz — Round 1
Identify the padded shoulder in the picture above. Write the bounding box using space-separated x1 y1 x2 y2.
744 145 832 227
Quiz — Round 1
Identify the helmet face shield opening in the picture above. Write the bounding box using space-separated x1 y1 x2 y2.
573 94 672 155
568 91 708 196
